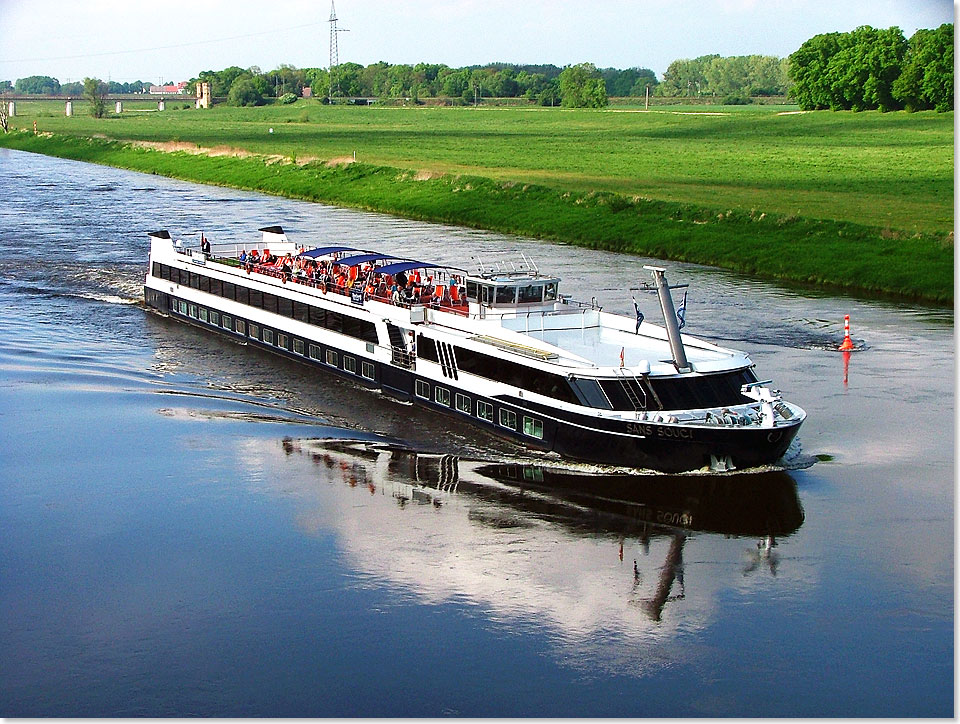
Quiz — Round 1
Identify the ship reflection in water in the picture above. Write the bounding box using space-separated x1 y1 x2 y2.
276 438 804 672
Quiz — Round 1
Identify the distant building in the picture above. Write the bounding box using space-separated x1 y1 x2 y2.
149 82 189 95
302 86 312 98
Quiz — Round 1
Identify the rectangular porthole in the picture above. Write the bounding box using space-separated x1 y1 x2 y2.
477 401 493 422
309 343 322 360
455 393 471 414
344 356 356 374
435 387 450 406
199 308 208 322
326 350 338 367
361 361 375 380
293 339 305 355
210 311 219 326
263 328 274 345
499 409 517 430
248 323 259 339
415 380 430 399
522 416 544 439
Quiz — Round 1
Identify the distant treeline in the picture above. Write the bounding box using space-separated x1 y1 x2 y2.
3 78 151 96
197 62 650 107
3 22 951 111
789 24 953 111
192 57 790 108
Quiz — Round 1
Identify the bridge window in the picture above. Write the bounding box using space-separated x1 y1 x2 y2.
495 286 516 304
466 280 480 301
518 285 542 303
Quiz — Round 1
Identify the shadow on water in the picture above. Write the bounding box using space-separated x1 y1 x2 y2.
280 439 803 626
283 438 804 541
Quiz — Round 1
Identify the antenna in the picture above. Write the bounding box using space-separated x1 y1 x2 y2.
328 0 350 103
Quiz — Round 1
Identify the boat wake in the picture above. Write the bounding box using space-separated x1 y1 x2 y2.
0 260 144 305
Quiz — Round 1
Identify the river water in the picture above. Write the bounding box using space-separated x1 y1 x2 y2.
0 148 953 716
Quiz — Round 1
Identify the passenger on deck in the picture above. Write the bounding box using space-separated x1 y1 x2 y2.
239 249 247 263
200 235 211 255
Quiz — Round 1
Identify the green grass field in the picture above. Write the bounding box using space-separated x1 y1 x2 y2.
3 99 953 303
12 99 953 235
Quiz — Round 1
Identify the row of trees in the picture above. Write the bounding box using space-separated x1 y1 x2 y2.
789 24 953 111
657 55 790 98
193 61 644 107
5 76 153 96
6 23 951 111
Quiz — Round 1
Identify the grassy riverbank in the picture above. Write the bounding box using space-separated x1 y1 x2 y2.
1 102 953 303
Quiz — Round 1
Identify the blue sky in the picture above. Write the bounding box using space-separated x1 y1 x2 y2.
0 0 953 84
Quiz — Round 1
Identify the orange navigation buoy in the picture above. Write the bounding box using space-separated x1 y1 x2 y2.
838 314 855 351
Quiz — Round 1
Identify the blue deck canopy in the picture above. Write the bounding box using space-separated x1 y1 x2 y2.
336 253 397 267
300 246 359 258
375 261 443 276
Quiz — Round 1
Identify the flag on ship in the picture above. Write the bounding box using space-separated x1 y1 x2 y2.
677 290 688 330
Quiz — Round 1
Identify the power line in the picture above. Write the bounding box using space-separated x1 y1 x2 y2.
0 21 326 65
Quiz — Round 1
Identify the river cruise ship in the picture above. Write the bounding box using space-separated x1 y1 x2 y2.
143 226 805 473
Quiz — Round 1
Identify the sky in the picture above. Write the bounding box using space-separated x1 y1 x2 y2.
0 0 953 85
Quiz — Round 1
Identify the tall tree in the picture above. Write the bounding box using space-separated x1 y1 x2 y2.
789 33 842 109
829 26 906 111
83 77 107 117
790 26 909 111
228 77 263 106
657 56 715 96
558 63 608 108
893 24 954 111
15 75 60 95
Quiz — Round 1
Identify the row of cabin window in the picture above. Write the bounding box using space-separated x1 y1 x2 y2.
168 294 376 381
153 262 378 344
416 334 579 405
413 379 543 439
